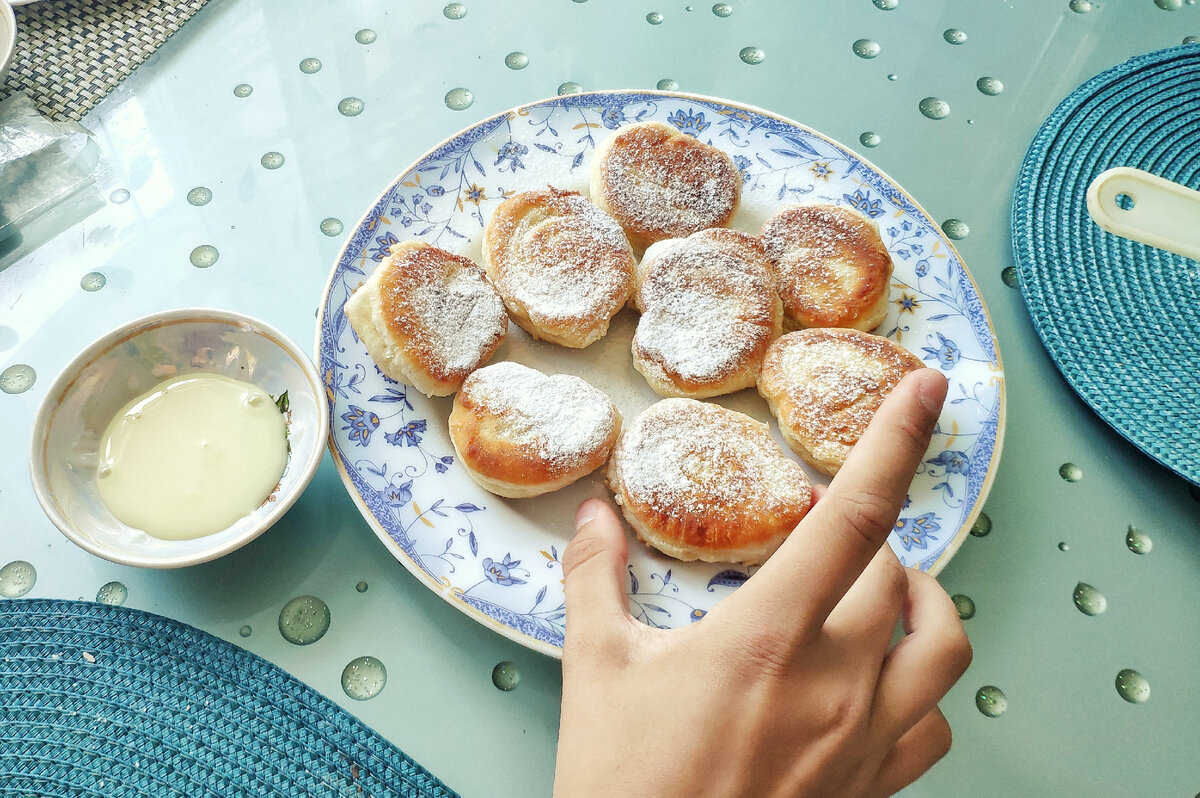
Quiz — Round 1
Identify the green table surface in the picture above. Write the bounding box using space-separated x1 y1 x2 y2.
2 1 1199 796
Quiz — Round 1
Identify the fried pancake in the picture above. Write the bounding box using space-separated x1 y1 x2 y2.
759 204 894 331
757 328 924 475
344 240 508 397
449 362 621 498
607 398 812 565
590 121 741 252
482 187 635 348
631 228 782 398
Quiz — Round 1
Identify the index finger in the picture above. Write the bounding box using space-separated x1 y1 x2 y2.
744 368 947 637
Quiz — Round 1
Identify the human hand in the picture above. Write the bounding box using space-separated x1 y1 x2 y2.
553 368 970 798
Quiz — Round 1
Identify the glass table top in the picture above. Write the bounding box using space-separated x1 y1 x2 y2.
2 1 1199 795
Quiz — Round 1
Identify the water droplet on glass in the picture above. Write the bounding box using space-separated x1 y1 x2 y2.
446 87 475 109
1185 36 1199 44
189 245 219 269
278 595 331 646
355 581 369 593
0 364 36 394
1058 541 1070 551
443 2 467 19
919 97 950 120
504 51 529 70
342 656 388 700
859 131 881 148
571 0 587 3
233 83 253 98
873 0 898 8
81 272 107 292
557 82 583 96
976 77 1004 96
109 189 130 204
1069 0 1094 11
887 73 899 81
739 46 765 65
239 625 252 638
976 685 1007 717
1126 525 1153 554
942 219 969 239
1073 582 1107 616
95 581 127 606
943 28 967 44
338 97 365 117
261 152 285 170
657 78 679 91
187 186 212 206
1115 669 1150 703
970 511 992 537
492 661 520 691
1156 0 1182 9
952 594 976 620
355 28 377 44
1001 266 1019 288
299 57 322 74
1059 463 1082 482
713 3 733 16
646 11 663 24
852 39 880 59
685 4 694 9
320 218 344 237
0 561 36 598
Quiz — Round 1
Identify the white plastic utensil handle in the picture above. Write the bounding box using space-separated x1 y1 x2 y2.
1086 167 1200 261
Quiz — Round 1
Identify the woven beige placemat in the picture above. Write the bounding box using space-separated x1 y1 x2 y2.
5 0 211 121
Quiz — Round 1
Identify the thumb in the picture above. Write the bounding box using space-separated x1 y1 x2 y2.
562 499 634 653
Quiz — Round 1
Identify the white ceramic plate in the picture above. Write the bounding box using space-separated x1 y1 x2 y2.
317 91 1005 658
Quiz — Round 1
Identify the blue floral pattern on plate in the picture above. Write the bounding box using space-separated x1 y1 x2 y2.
317 91 1005 658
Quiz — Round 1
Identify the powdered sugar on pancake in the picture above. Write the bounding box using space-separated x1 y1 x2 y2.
633 229 778 387
485 189 633 325
611 398 810 519
461 361 619 469
379 245 507 380
593 122 740 247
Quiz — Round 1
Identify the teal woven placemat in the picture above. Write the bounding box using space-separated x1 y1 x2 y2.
1012 44 1200 486
6 0 210 121
0 599 459 797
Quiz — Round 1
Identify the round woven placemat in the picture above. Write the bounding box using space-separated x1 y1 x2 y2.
0 599 458 797
1012 44 1200 486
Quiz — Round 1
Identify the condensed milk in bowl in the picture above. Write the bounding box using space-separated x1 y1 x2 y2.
29 308 327 568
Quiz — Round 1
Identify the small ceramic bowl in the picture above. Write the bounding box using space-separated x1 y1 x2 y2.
30 308 328 568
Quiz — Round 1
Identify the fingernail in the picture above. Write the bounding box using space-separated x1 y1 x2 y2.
916 369 948 416
575 500 599 531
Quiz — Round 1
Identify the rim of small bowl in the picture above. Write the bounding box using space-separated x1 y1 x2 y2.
0 2 15 79
28 308 328 569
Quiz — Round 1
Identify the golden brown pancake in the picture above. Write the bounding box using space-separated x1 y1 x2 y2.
449 362 621 498
344 240 508 397
757 328 924 475
759 203 894 331
607 398 812 565
590 121 741 252
482 187 635 348
631 228 781 398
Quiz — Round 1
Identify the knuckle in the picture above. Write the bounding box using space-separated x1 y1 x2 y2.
892 412 935 457
836 489 899 552
944 625 974 677
929 713 953 761
561 527 611 582
883 561 909 607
